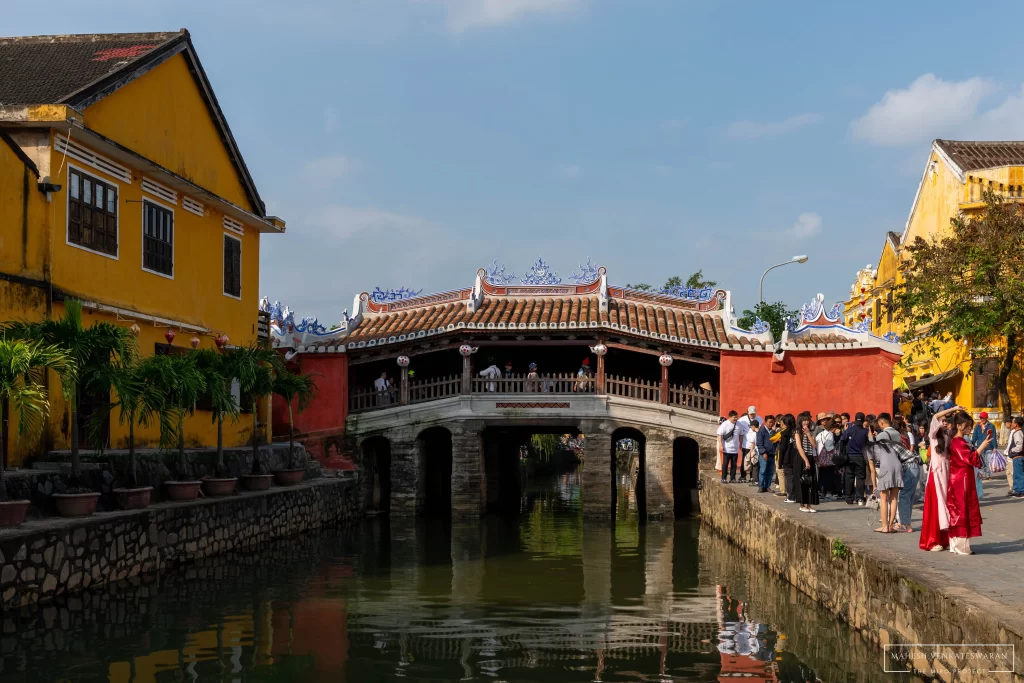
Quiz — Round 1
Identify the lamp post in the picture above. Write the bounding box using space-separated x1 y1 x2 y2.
759 255 808 302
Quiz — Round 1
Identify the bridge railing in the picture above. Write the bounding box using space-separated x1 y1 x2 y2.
350 386 399 414
349 373 719 415
605 374 660 402
410 374 462 404
471 372 595 394
668 384 719 414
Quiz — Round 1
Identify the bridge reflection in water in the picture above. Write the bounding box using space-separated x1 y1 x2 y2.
1 472 921 682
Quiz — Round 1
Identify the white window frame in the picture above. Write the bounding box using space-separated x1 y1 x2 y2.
140 197 175 280
222 232 242 300
65 163 120 261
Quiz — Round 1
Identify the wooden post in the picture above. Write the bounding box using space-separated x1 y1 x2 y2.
660 363 669 405
462 354 472 394
596 351 606 394
400 367 409 405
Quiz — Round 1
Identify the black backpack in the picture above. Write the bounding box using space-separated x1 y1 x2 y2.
833 436 850 468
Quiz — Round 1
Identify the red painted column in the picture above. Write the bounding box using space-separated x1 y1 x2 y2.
596 352 606 394
660 363 670 405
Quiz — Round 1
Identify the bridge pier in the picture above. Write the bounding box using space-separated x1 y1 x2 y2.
390 432 419 517
580 424 613 519
644 429 676 520
451 423 486 517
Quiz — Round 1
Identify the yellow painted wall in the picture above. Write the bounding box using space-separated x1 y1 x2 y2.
1 49 278 466
861 149 1024 419
82 53 255 212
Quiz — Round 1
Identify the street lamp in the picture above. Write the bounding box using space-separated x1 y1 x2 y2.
759 255 808 302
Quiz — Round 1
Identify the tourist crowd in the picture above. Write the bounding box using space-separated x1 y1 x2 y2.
717 404 1022 556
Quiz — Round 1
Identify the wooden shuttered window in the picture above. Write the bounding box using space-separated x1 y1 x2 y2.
224 234 241 297
143 201 174 276
68 168 118 256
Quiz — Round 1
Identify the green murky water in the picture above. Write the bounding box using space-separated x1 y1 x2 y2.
0 468 919 682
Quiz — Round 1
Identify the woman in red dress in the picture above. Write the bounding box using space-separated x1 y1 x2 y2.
919 406 959 551
947 411 989 555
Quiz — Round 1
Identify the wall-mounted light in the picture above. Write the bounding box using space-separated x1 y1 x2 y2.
37 177 62 202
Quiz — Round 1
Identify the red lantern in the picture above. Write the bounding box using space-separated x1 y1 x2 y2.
859 312 866 319
165 329 176 344
190 336 201 349
215 333 229 349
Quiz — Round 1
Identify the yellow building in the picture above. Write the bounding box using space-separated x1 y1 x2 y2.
0 31 285 464
848 139 1024 418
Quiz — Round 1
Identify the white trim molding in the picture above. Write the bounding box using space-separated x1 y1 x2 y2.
56 135 131 183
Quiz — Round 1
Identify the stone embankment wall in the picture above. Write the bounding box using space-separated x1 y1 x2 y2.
699 472 1023 682
0 478 359 610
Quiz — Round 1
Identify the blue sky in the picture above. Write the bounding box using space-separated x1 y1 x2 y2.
9 0 1024 326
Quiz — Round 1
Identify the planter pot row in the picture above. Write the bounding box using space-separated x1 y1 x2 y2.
0 469 309 527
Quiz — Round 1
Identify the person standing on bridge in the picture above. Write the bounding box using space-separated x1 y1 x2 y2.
479 357 502 392
717 411 741 483
374 371 389 405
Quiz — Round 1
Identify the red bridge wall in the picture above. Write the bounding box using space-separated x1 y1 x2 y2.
272 353 352 469
719 348 899 418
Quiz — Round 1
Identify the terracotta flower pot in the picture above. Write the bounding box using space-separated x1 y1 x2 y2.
241 474 274 491
0 500 31 527
165 481 202 502
113 487 153 510
53 492 101 518
273 468 306 486
202 477 237 497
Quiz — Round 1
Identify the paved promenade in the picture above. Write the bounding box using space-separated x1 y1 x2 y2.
709 471 1024 633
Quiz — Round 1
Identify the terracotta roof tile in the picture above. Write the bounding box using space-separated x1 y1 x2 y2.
344 294 731 346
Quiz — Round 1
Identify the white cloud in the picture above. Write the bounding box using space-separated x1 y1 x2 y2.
306 205 429 241
725 113 822 139
850 74 997 146
560 164 582 180
786 212 822 238
300 155 356 190
425 0 585 32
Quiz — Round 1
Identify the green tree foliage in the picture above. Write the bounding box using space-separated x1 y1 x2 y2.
0 337 75 500
272 370 318 467
193 349 242 475
627 270 717 292
226 343 285 475
736 301 798 341
142 353 207 480
4 299 135 480
893 192 1024 420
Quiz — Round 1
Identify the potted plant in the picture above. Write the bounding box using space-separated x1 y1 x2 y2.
87 356 166 509
6 299 135 517
229 343 281 491
0 336 75 525
145 353 206 501
271 368 317 485
194 349 241 496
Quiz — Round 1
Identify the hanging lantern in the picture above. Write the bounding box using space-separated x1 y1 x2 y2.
164 329 176 344
590 343 608 356
859 312 866 320
215 333 229 349
659 354 674 367
396 355 410 367
458 344 477 357
190 336 201 349
129 323 141 338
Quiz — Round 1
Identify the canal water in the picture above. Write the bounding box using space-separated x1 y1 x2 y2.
1 468 921 682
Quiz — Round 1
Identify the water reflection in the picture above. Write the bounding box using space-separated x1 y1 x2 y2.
0 468 922 682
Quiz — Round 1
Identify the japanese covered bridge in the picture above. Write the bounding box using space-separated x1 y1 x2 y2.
262 259 900 520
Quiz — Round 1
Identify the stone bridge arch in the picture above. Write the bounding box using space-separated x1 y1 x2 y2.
359 435 392 513
417 426 453 517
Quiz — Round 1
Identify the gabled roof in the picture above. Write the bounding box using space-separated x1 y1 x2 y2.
0 30 267 217
934 139 1024 174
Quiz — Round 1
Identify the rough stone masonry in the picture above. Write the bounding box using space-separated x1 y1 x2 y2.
0 478 360 611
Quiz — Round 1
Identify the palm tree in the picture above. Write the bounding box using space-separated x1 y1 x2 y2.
86 356 168 488
226 343 283 475
4 299 135 480
143 353 206 480
0 337 75 501
193 348 240 476
272 370 317 468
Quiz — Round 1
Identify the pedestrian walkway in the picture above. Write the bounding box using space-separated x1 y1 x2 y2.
714 475 1024 618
